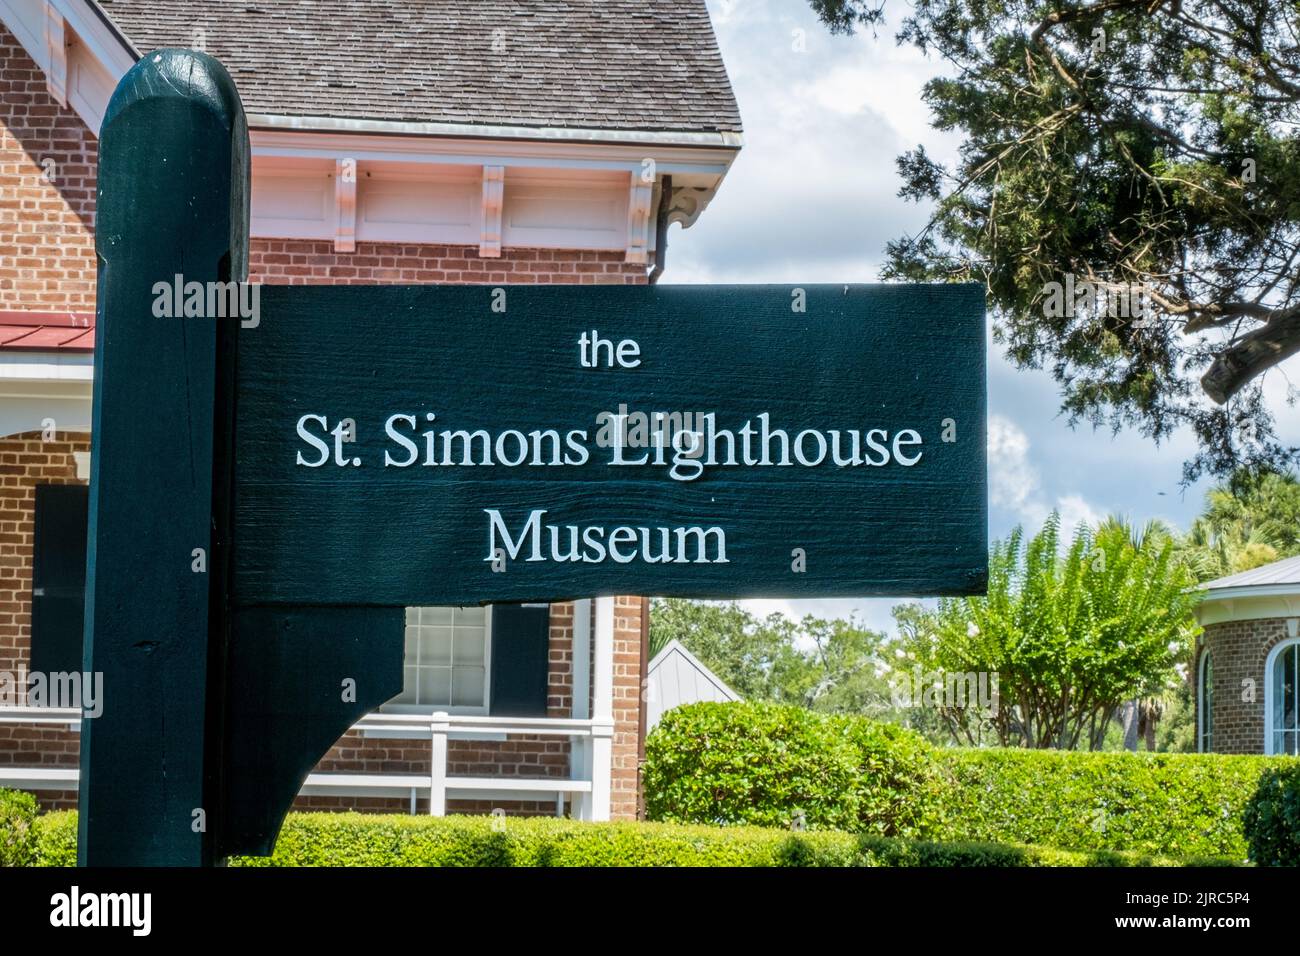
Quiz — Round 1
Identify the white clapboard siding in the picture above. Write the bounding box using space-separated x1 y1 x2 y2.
645 639 740 731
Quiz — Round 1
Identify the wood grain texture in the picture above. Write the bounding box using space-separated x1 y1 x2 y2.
234 283 987 605
220 606 404 856
79 49 249 866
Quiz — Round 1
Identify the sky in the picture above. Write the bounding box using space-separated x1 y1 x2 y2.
665 0 1300 636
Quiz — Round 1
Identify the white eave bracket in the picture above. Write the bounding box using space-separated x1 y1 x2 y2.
480 165 505 258
334 157 356 253
625 173 654 264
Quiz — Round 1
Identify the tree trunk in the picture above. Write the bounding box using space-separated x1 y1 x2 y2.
1121 700 1139 752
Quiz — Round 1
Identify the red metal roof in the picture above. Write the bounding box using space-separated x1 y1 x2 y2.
0 312 95 352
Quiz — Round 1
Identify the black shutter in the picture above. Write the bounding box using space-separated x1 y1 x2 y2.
30 484 89 675
488 603 550 717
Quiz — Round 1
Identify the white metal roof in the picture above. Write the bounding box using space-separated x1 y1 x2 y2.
1202 555 1300 591
645 639 740 731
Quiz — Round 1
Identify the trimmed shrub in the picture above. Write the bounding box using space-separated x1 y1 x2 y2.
839 715 946 838
643 701 943 836
235 819 1234 867
1243 763 1300 866
239 815 850 867
934 749 1295 859
33 811 77 867
644 701 1292 858
10 810 1239 866
0 788 38 866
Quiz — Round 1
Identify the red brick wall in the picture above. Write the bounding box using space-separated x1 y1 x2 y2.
610 596 643 819
1198 618 1293 754
0 25 97 313
248 239 647 286
0 431 89 809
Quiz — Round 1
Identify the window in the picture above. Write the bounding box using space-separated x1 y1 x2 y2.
384 603 552 717
1197 650 1212 753
391 606 491 714
1267 638 1300 756
30 485 89 676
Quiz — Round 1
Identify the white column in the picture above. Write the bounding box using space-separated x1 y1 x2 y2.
571 599 593 819
572 598 592 720
429 712 449 816
589 597 616 822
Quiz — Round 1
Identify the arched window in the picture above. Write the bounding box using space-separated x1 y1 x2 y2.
1197 650 1213 753
1266 638 1300 756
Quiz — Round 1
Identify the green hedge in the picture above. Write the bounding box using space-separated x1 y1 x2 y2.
0 789 38 866
16 810 1233 867
32 810 77 867
1243 763 1300 866
643 702 943 837
934 748 1295 859
644 702 1299 859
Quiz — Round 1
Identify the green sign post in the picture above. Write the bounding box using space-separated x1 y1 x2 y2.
79 50 987 865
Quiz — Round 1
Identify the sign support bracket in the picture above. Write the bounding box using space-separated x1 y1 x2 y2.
80 49 402 866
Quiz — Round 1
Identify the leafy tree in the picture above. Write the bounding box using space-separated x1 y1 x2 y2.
648 599 899 715
648 599 800 701
810 0 1300 480
1155 680 1198 753
784 615 895 714
893 513 1201 748
1200 468 1300 553
1175 467 1300 580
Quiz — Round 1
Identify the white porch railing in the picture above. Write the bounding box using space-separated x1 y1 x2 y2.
0 596 620 821
0 705 80 794
305 711 614 820
0 707 615 821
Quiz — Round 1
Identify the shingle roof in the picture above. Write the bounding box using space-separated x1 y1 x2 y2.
1202 555 1300 591
94 0 743 134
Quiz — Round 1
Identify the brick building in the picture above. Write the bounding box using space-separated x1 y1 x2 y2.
1193 556 1300 756
0 0 741 821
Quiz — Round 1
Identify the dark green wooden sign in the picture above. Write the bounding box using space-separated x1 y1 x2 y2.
79 50 987 867
235 283 986 604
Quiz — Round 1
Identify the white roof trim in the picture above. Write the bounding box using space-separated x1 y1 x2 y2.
58 0 137 76
648 639 741 702
0 354 94 382
248 113 743 150
2 1 740 258
1194 556 1300 622
1195 591 1300 626
1198 583 1300 604
250 129 736 176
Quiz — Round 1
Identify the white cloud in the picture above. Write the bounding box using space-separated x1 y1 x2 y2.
987 415 1041 518
735 596 905 646
670 1 962 285
1056 493 1103 537
987 414 1102 533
